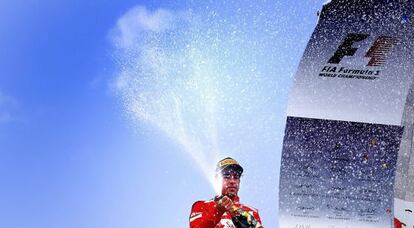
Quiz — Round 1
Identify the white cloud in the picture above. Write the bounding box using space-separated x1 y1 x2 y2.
111 6 182 48
0 91 18 124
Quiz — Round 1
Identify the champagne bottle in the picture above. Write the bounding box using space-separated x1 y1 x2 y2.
228 203 257 228
214 196 257 228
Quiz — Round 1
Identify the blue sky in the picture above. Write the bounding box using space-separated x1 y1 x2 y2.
0 0 324 227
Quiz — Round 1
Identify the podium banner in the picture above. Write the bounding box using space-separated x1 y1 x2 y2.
280 117 402 227
279 1 414 227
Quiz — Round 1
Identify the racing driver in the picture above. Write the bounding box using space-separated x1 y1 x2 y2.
189 157 263 228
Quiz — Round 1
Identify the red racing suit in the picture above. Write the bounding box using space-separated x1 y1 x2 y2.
394 218 402 228
189 196 263 228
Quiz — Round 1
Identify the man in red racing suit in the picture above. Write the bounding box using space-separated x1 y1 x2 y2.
189 157 263 228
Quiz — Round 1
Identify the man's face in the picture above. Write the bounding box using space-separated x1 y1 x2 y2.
220 169 241 198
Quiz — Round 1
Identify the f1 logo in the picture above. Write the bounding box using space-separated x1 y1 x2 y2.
328 33 399 66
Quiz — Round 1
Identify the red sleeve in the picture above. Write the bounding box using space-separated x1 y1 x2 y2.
394 218 402 228
189 201 224 228
253 210 263 228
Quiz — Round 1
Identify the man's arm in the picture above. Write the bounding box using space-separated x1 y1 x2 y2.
189 201 224 228
252 210 263 228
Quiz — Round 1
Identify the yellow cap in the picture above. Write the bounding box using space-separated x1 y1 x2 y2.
216 157 243 174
